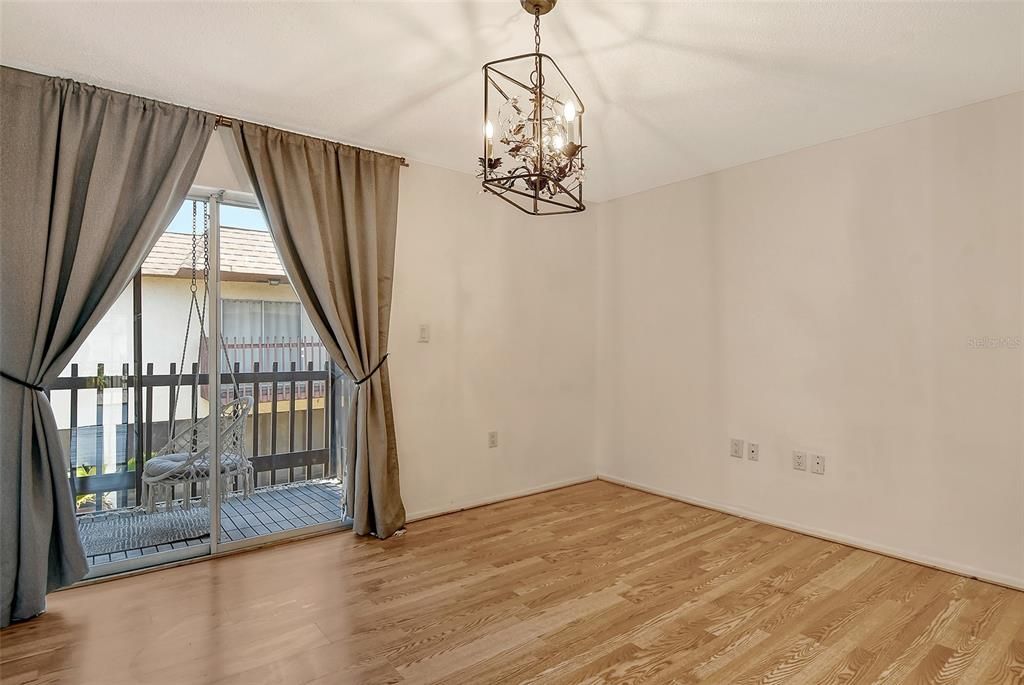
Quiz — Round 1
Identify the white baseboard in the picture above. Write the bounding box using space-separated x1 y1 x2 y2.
597 473 1024 592
406 475 597 524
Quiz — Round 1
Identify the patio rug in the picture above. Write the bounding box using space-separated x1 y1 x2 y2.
77 506 210 556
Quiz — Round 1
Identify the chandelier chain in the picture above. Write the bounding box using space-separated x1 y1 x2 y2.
534 9 541 53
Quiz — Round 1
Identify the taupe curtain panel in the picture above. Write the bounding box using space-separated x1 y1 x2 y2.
231 123 405 539
0 67 214 627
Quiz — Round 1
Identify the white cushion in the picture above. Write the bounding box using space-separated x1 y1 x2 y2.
143 454 191 477
144 452 247 477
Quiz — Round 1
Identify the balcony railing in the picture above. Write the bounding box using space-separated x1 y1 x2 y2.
51 359 347 513
206 337 329 404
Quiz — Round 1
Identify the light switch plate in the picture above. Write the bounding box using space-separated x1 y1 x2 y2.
730 438 744 459
488 431 498 448
418 324 430 343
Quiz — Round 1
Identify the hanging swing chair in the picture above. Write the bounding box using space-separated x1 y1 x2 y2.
141 201 255 514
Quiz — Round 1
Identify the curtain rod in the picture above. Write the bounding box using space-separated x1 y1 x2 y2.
214 115 409 168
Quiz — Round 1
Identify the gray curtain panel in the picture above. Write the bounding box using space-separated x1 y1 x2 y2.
231 122 405 538
0 67 214 627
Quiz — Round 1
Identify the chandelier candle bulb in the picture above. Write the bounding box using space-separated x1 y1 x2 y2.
478 0 586 215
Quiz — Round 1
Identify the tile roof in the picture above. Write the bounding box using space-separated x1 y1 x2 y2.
142 227 286 281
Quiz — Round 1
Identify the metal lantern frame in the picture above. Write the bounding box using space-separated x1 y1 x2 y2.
481 2 586 216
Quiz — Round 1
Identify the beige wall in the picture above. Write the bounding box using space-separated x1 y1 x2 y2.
595 93 1024 588
390 163 597 519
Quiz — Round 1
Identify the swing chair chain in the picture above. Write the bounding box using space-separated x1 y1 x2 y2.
190 202 199 295
203 204 211 287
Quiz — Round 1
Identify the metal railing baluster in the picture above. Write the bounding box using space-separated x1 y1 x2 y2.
270 361 279 485
145 363 154 469
70 364 79 509
306 361 314 480
252 361 261 486
120 362 130 508
94 363 104 512
289 361 297 483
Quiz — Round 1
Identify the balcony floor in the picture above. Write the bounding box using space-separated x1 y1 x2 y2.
77 479 343 567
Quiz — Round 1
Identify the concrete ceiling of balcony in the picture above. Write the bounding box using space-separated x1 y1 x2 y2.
1 1 1021 202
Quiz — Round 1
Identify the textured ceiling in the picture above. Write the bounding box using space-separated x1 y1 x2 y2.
1 1 1022 202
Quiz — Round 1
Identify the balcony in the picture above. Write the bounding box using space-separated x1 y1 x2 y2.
51 355 350 569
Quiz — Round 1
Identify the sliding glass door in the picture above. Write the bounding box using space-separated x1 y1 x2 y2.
210 191 345 551
56 188 346 579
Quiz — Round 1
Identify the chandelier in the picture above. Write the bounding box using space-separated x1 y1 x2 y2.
480 0 586 215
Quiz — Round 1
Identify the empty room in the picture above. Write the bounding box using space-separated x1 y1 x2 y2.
0 1 1022 683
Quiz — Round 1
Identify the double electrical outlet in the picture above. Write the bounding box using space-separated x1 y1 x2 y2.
793 450 826 475
730 438 826 475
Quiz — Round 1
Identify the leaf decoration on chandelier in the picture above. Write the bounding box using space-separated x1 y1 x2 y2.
477 156 504 179
563 142 584 159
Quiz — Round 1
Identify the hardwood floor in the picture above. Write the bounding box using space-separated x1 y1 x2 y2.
1 480 1022 684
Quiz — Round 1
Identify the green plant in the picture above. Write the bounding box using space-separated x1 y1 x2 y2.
74 465 96 509
91 364 109 392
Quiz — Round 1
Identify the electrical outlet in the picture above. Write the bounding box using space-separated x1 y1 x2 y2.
418 324 430 343
811 454 825 475
730 438 744 459
793 451 807 471
488 431 498 448
747 442 759 461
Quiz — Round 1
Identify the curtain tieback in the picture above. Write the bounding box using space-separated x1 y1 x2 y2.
0 371 45 393
354 353 389 386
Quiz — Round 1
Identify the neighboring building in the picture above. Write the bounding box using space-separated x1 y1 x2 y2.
54 225 330 494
